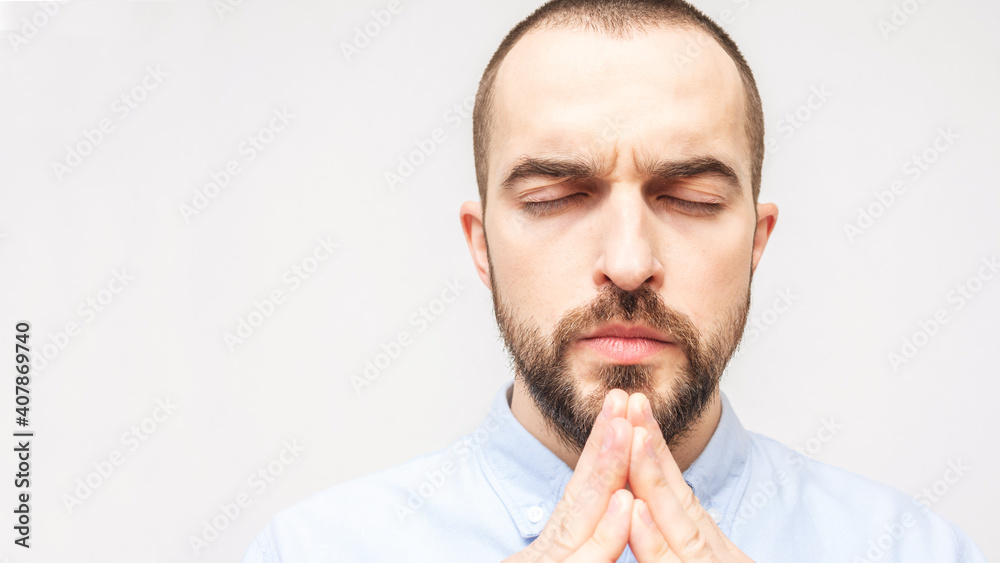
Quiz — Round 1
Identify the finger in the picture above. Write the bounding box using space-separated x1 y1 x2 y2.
574 388 629 472
628 397 753 562
629 426 721 562
628 498 677 562
605 388 630 418
565 488 634 562
625 393 689 494
625 392 658 437
625 392 664 496
532 405 633 558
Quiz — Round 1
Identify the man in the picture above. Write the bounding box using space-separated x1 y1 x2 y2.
244 1 986 561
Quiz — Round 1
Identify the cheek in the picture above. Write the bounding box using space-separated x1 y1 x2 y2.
664 214 754 330
486 213 593 328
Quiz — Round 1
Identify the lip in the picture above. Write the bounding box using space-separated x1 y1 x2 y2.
578 323 675 363
580 323 674 343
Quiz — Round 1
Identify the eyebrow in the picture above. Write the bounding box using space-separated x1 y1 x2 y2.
500 154 742 195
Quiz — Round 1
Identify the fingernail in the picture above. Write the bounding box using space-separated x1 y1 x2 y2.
606 493 620 515
602 424 616 451
601 395 614 420
644 434 656 459
639 501 655 527
642 401 655 425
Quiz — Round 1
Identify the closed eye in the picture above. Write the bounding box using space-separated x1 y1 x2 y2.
520 193 589 216
520 193 722 217
658 195 722 216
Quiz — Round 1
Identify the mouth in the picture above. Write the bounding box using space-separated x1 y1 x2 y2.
578 323 676 363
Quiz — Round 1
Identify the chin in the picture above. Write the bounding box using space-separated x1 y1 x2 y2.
575 359 679 396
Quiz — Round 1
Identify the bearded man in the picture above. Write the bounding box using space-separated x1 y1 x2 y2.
244 1 986 561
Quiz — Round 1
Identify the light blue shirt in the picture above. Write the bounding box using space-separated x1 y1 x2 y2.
243 381 986 562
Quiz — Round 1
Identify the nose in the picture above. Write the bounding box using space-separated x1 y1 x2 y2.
592 188 664 292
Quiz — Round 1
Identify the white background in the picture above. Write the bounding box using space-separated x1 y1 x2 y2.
0 0 997 561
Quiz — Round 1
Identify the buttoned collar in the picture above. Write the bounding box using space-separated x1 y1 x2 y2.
475 380 752 538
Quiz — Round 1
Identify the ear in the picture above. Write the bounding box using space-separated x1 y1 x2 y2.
460 200 492 290
751 202 778 274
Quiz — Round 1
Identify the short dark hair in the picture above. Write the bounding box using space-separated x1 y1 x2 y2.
472 0 764 215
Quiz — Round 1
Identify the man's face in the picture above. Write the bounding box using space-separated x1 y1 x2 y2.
473 25 770 453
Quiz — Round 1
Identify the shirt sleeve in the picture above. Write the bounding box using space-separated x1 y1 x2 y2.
954 522 989 563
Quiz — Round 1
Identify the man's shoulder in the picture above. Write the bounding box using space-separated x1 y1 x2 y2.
242 434 508 562
288 443 458 513
737 430 984 562
744 429 916 500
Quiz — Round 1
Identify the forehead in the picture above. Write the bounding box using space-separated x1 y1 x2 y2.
489 24 750 190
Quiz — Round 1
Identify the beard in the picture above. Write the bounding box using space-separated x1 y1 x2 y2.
488 250 752 455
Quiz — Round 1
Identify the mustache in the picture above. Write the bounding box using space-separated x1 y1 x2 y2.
548 283 701 360
490 269 752 454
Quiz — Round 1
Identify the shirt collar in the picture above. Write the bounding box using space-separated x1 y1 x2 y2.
476 382 574 538
680 391 751 533
475 380 752 538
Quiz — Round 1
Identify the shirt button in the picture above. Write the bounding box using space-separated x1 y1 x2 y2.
526 506 545 523
706 507 722 524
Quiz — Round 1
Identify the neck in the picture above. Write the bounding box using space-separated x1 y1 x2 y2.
509 379 722 472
